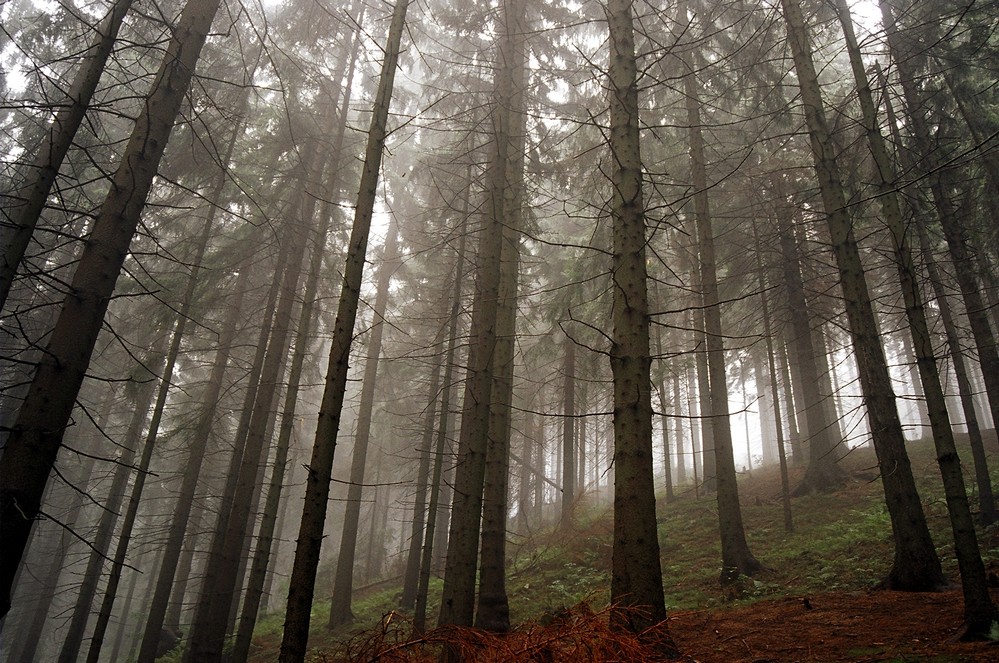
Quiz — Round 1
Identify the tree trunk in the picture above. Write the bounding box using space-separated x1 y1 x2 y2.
772 176 845 492
678 1 762 581
437 0 521 627
780 0 944 591
835 0 996 633
0 0 135 311
328 217 401 628
878 0 999 449
184 149 317 661
0 0 222 621
413 230 468 633
86 192 222 662
752 220 793 532
561 335 576 520
56 341 166 663
278 3 411 659
606 0 671 645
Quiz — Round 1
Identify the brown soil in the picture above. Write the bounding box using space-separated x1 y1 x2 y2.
670 588 999 662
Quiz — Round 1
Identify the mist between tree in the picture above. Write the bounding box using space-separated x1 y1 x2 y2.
1 0 998 661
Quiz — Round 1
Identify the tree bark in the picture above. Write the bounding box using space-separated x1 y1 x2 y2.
835 0 995 633
184 146 317 661
136 266 248 663
878 0 999 449
606 0 671 644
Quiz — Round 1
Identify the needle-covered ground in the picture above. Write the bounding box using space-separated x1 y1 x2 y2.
243 432 999 662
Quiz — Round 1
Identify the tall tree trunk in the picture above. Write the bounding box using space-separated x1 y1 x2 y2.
606 0 671 645
0 0 135 311
875 60 997 528
413 231 467 633
184 149 317 661
672 367 687 485
0 0 222 620
779 0 944 590
752 220 793 532
835 0 996 633
777 336 802 464
278 3 411 659
475 117 523 629
878 0 999 443
437 0 521 627
135 266 247 663
678 1 762 581
328 217 401 628
399 329 446 611
561 335 576 520
233 52 362 662
772 176 845 492
86 189 222 662
56 340 166 663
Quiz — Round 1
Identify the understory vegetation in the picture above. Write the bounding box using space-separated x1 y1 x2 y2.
230 434 999 661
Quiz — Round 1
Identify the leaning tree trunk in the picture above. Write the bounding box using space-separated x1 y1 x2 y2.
0 0 135 311
328 218 401 628
878 0 999 438
135 269 247 663
771 174 845 493
232 33 363 663
55 344 165 663
183 151 317 662
752 219 793 533
412 226 468 633
0 0 223 621
779 0 944 591
85 187 221 663
605 0 671 646
835 0 996 634
278 2 411 659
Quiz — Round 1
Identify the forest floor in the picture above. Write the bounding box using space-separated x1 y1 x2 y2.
246 431 999 662
670 585 999 661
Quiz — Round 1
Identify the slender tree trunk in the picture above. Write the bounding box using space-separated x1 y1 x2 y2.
561 335 577 520
678 1 762 581
780 0 944 590
56 341 166 663
878 0 999 443
437 0 520 625
777 336 802 463
135 268 247 663
0 0 135 311
477 5 530 620
87 170 229 660
400 331 446 611
772 177 844 492
0 0 222 620
672 368 686 485
413 235 467 633
752 220 793 532
606 0 671 645
185 150 317 661
278 3 411 658
328 218 401 628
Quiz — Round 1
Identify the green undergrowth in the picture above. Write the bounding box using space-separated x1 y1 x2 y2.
246 433 999 660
